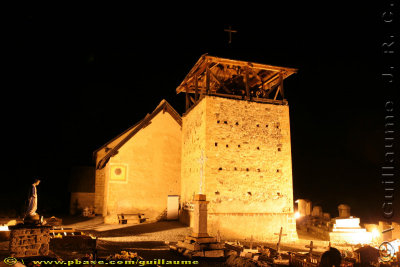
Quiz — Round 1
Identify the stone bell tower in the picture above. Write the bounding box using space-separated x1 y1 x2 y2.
177 54 298 242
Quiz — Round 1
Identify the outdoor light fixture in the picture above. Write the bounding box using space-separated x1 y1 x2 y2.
371 228 381 239
0 225 9 231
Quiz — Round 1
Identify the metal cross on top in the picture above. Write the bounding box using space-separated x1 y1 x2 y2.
224 26 237 44
198 150 207 194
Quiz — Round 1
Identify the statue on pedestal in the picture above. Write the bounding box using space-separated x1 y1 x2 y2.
24 178 42 224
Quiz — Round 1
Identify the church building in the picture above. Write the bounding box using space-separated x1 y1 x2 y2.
93 100 182 222
92 54 298 241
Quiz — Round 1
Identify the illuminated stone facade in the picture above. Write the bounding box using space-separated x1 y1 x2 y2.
93 55 299 242
94 100 182 220
180 95 297 242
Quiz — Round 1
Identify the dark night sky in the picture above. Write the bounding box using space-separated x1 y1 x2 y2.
2 3 399 222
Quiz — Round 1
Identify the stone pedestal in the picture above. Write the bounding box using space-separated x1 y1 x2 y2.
329 217 371 245
9 225 51 257
192 194 209 238
171 194 224 258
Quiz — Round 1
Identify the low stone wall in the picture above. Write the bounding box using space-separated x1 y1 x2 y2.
208 212 298 242
307 225 330 240
180 210 298 242
70 192 95 215
9 225 51 257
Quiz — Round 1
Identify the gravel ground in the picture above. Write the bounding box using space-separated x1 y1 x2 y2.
0 217 226 266
0 216 341 266
72 220 192 242
67 218 225 266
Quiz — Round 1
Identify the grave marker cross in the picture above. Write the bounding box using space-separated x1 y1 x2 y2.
274 227 287 254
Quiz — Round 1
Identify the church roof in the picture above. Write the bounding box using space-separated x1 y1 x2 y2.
95 99 181 169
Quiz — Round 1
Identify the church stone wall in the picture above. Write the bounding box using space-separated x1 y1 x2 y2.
95 127 132 215
180 99 207 203
94 167 106 214
106 112 181 220
180 99 207 226
181 96 297 241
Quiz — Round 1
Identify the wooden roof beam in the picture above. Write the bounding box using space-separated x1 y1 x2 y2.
205 55 298 74
209 69 232 94
176 55 297 94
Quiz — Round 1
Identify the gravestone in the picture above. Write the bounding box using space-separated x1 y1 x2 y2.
312 206 323 218
338 204 351 218
305 200 312 216
296 199 307 216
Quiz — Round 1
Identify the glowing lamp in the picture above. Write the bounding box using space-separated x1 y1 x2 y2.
295 212 301 219
0 225 10 241
371 228 380 239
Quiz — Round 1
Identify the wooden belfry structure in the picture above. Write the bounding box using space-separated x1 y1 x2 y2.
176 54 298 111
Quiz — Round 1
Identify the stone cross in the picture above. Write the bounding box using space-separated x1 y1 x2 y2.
198 150 207 194
323 241 331 250
274 227 287 254
224 26 237 44
305 241 314 258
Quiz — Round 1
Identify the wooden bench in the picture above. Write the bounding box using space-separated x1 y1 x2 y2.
117 213 145 224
